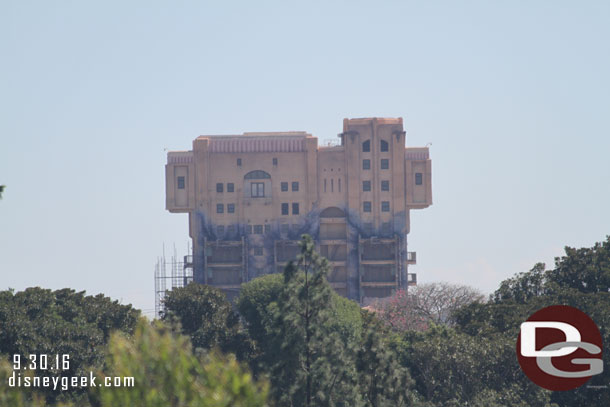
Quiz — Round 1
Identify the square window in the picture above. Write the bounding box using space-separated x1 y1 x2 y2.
251 182 265 197
216 204 224 213
227 183 234 193
415 173 423 185
237 158 242 166
254 247 263 256
216 183 223 193
381 159 389 170
273 157 278 166
254 225 263 234
281 223 290 234
217 225 225 235
363 159 371 170
362 180 371 192
281 182 288 192
382 201 390 212
292 182 299 192
363 201 372 212
177 176 185 189
292 203 300 215
227 203 235 213
281 203 289 215
381 180 390 191
264 224 271 234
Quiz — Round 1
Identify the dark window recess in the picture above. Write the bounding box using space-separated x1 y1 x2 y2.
281 223 290 234
292 182 299 192
227 204 235 213
381 159 389 170
254 247 263 256
254 225 263 234
251 182 265 197
338 178 341 192
246 225 253 234
264 224 271 234
227 183 234 192
273 157 278 166
363 159 371 170
216 204 224 213
177 176 185 189
281 203 289 215
217 225 225 235
380 140 389 152
363 181 371 192
324 179 327 192
381 180 390 191
381 201 390 212
216 183 223 193
415 173 423 185
227 225 235 235
364 223 373 234
292 203 300 215
281 182 288 192
362 140 371 152
363 201 372 212
237 158 242 166
381 222 392 234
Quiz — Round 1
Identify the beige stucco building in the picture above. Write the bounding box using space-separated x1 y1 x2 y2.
165 117 432 303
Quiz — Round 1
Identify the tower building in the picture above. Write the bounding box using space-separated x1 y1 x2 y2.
165 117 432 303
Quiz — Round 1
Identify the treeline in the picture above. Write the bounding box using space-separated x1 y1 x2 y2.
0 236 609 406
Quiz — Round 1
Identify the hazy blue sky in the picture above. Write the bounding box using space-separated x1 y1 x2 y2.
1 1 609 315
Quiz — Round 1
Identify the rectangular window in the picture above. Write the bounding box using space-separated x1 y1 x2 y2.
381 222 391 234
281 203 289 215
381 180 389 191
254 225 263 234
381 159 389 170
227 203 235 213
292 182 299 192
363 201 372 212
177 176 185 189
338 178 341 192
281 182 288 192
264 224 271 234
216 204 224 213
281 223 290 234
415 173 423 185
324 179 327 192
216 183 223 193
292 203 300 215
227 183 234 193
381 140 389 152
381 201 390 212
246 225 253 235
227 225 236 235
363 159 371 170
364 222 373 234
273 157 278 166
362 181 371 191
237 158 242 166
254 247 263 256
331 179 334 192
217 225 225 235
251 182 265 197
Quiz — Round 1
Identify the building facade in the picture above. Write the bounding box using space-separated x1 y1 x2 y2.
165 117 432 304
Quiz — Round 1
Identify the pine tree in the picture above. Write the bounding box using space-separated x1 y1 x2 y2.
268 234 360 407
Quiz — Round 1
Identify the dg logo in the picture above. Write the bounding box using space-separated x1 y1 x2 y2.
517 305 604 391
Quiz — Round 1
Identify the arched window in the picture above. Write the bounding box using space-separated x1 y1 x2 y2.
320 207 345 218
244 170 271 198
380 140 389 152
244 170 271 179
362 140 371 152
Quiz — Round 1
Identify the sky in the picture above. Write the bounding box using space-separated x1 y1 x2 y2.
1 1 609 316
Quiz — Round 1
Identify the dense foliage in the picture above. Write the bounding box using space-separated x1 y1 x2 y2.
1 235 609 406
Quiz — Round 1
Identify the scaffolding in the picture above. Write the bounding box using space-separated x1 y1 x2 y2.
154 244 194 318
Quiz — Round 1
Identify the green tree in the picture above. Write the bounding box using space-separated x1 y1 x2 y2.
267 234 360 407
161 283 251 360
0 185 5 199
0 288 139 405
95 319 268 407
